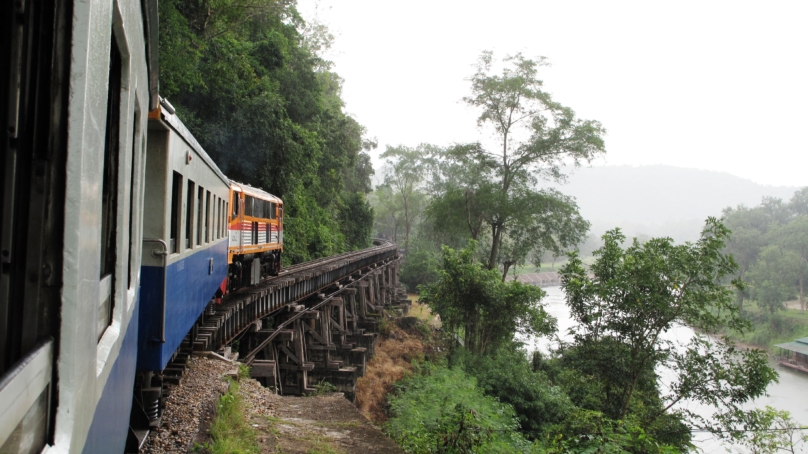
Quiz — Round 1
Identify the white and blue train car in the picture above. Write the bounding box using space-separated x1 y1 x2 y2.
135 102 229 397
0 0 158 452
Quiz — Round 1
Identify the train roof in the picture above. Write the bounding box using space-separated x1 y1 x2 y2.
148 98 230 186
230 180 282 203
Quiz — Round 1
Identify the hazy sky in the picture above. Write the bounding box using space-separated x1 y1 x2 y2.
298 0 806 187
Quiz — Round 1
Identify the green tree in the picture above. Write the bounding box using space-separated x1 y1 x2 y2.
723 205 771 310
789 187 808 216
380 144 433 253
420 241 555 355
430 51 605 275
731 407 808 454
559 219 777 434
769 215 808 313
158 0 374 262
747 245 799 314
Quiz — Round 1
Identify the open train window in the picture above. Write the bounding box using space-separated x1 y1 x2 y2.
98 31 123 341
170 172 182 253
232 193 239 220
186 180 195 249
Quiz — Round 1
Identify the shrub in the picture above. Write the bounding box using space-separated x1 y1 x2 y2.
386 364 530 453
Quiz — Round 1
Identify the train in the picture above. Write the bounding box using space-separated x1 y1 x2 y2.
0 0 283 452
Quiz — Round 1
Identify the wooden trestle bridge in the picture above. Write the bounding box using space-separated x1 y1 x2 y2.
184 239 409 400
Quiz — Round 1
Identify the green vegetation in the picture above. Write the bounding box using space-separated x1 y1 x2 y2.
374 52 604 285
159 0 374 263
419 241 554 355
205 379 259 454
721 188 808 347
387 363 530 453
381 220 801 453
725 306 808 349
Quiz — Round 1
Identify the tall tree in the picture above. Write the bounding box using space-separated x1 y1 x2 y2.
559 219 776 433
431 51 605 274
723 205 771 310
380 144 432 253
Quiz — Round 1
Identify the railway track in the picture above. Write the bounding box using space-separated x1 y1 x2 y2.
184 239 408 398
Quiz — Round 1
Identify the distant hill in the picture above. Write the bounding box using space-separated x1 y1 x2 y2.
550 165 800 243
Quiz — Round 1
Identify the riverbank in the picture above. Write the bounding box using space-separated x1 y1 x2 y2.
722 304 808 353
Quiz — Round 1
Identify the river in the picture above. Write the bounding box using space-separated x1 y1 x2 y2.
521 286 808 453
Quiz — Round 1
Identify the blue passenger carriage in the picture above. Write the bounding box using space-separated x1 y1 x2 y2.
133 100 230 407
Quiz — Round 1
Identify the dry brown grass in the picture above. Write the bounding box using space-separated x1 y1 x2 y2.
355 326 426 423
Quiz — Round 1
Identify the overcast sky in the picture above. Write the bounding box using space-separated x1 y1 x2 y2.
297 0 806 187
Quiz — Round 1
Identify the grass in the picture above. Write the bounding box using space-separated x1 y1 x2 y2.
512 256 595 275
725 304 808 350
203 378 260 454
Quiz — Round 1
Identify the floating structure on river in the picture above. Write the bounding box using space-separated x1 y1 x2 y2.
774 337 808 374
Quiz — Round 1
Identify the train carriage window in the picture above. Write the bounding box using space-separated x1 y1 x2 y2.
98 31 123 341
270 202 276 220
186 181 195 249
232 193 239 219
170 172 182 253
197 186 204 246
205 191 211 243
213 197 218 239
127 107 140 290
244 195 253 217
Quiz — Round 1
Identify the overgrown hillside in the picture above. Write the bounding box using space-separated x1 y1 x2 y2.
159 0 374 263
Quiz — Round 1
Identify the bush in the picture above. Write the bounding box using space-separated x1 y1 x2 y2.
454 345 573 440
386 363 530 453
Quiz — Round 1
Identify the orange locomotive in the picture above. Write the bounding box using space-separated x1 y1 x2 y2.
226 181 284 291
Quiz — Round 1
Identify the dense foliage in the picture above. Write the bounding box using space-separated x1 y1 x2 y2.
723 188 808 315
159 0 374 262
380 220 802 453
560 219 776 439
387 364 530 453
419 241 555 355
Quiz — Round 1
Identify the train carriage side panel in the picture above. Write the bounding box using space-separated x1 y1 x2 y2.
137 108 229 372
51 0 151 452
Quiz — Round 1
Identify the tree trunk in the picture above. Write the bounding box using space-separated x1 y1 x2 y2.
501 263 511 282
404 221 411 254
488 224 502 270
800 276 804 314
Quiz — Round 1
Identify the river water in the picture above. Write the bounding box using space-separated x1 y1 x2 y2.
521 286 808 453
